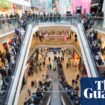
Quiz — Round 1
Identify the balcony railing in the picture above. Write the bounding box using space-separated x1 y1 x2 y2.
93 16 105 31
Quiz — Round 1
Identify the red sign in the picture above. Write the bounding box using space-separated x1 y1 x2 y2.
13 4 16 9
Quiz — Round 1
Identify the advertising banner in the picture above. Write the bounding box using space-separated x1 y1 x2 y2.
72 0 92 14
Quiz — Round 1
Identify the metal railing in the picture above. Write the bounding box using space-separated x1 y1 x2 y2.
93 16 105 31
77 23 99 77
0 16 79 36
0 16 105 36
0 18 21 35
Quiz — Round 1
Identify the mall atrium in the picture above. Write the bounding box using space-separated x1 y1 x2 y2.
0 0 105 105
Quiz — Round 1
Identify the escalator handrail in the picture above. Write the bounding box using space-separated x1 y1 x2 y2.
60 84 74 105
77 23 99 77
83 24 99 73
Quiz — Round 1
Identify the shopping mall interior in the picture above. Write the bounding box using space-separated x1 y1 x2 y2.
0 0 105 105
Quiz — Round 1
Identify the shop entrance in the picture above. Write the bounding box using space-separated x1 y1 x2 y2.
76 6 82 14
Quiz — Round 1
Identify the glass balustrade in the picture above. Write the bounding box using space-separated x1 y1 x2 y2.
0 16 105 36
0 18 21 35
93 17 105 31
0 16 80 35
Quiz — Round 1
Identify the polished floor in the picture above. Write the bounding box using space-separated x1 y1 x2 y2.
18 49 81 105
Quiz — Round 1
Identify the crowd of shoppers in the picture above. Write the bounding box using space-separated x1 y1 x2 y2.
0 10 104 32
87 30 104 66
24 48 51 105
0 11 84 31
0 29 22 101
23 47 81 105
49 49 80 105
24 80 51 105
58 59 80 105
82 12 105 65
34 30 77 43
81 11 104 30
46 50 80 105
82 13 105 76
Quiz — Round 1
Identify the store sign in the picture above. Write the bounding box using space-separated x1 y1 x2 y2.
81 78 105 105
0 0 11 8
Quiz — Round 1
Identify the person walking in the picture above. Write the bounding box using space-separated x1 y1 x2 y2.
34 80 37 88
27 89 31 96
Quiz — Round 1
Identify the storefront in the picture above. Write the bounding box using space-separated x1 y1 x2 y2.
72 0 92 14
12 4 23 15
73 51 80 66
30 0 40 14
91 0 104 14
11 0 31 16
59 0 71 14
12 4 31 16
53 0 59 13
0 0 12 15
22 5 31 13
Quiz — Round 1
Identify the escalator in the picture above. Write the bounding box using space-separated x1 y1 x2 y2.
77 23 99 77
35 85 73 105
47 57 75 105
39 63 75 105
61 92 73 105
5 24 33 105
